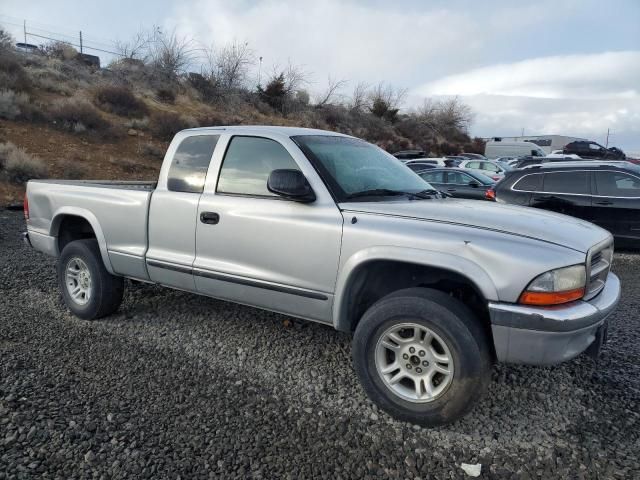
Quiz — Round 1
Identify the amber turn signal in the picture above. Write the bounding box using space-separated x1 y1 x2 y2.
519 287 585 306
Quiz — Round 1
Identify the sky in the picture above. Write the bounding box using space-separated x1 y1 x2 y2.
1 0 639 153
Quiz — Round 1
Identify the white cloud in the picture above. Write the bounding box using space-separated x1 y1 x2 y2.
167 0 483 86
415 51 640 99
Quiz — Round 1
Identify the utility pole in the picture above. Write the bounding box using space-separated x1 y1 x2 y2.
23 20 26 44
258 56 263 88
605 128 610 148
79 31 83 53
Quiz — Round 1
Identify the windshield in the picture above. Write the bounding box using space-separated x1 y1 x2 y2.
292 135 435 201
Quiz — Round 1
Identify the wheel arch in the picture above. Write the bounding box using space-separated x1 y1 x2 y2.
50 207 114 274
333 248 498 339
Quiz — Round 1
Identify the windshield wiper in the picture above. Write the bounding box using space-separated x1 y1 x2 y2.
345 189 439 200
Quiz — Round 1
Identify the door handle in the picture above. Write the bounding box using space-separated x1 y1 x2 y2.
595 201 613 206
200 212 220 224
447 188 457 192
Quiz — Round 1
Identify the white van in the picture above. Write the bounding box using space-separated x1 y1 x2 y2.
484 140 546 159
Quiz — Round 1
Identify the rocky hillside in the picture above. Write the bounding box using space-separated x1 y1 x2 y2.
0 31 482 206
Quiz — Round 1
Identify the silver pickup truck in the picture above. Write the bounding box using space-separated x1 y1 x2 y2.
24 126 620 426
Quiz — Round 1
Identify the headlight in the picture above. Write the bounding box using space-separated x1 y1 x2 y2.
519 264 586 306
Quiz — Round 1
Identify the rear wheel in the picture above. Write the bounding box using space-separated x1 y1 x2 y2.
352 287 491 426
57 239 124 320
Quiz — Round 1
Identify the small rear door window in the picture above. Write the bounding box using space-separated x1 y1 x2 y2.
167 135 220 193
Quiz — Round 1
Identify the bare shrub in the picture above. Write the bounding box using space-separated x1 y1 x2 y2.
156 88 176 104
42 41 79 61
141 143 164 159
94 85 148 118
124 117 150 130
0 49 31 92
150 111 198 140
0 28 12 51
187 72 219 103
0 90 44 121
48 98 111 132
0 142 48 184
0 90 24 120
61 162 88 179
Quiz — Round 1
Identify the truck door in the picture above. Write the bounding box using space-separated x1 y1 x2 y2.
193 134 343 324
146 134 220 291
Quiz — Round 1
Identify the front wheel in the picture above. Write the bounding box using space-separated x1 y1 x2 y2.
57 239 124 320
352 288 491 427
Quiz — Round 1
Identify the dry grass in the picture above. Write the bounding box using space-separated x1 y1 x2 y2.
0 142 48 184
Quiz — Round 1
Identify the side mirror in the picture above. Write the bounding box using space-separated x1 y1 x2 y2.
267 169 316 203
468 181 480 188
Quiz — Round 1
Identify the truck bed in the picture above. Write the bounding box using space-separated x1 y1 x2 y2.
27 179 156 281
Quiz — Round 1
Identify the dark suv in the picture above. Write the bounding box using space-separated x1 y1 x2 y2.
494 162 640 247
563 141 626 160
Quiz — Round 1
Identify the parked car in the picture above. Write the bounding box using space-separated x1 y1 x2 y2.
563 141 626 160
418 168 496 200
459 159 512 181
459 153 487 160
485 139 546 159
405 158 452 169
24 126 620 427
494 161 640 248
404 162 437 172
393 150 427 160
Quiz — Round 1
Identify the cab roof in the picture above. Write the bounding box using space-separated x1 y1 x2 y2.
181 125 350 138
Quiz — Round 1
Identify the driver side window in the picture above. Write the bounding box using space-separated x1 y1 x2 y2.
217 136 300 196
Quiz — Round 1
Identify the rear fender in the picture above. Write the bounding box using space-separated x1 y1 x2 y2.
50 207 114 274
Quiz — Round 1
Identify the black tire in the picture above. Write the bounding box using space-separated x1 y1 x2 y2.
352 287 491 427
57 239 124 320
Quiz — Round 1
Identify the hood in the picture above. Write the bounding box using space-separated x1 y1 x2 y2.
339 198 611 253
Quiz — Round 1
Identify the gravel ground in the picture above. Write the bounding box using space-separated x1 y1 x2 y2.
1 210 639 479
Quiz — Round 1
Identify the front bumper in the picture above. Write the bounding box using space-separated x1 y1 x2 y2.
488 272 621 365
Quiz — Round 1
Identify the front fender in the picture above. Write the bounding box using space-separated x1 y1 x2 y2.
50 207 114 274
333 246 498 331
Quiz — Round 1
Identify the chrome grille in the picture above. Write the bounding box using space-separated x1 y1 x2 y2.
585 241 613 300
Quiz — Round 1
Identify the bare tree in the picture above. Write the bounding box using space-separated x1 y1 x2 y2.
282 60 309 95
215 40 254 89
368 82 407 121
436 97 473 134
369 82 407 111
115 29 150 61
148 27 196 77
315 76 348 107
349 81 369 112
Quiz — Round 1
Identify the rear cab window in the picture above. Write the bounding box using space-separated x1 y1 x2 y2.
167 135 220 193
